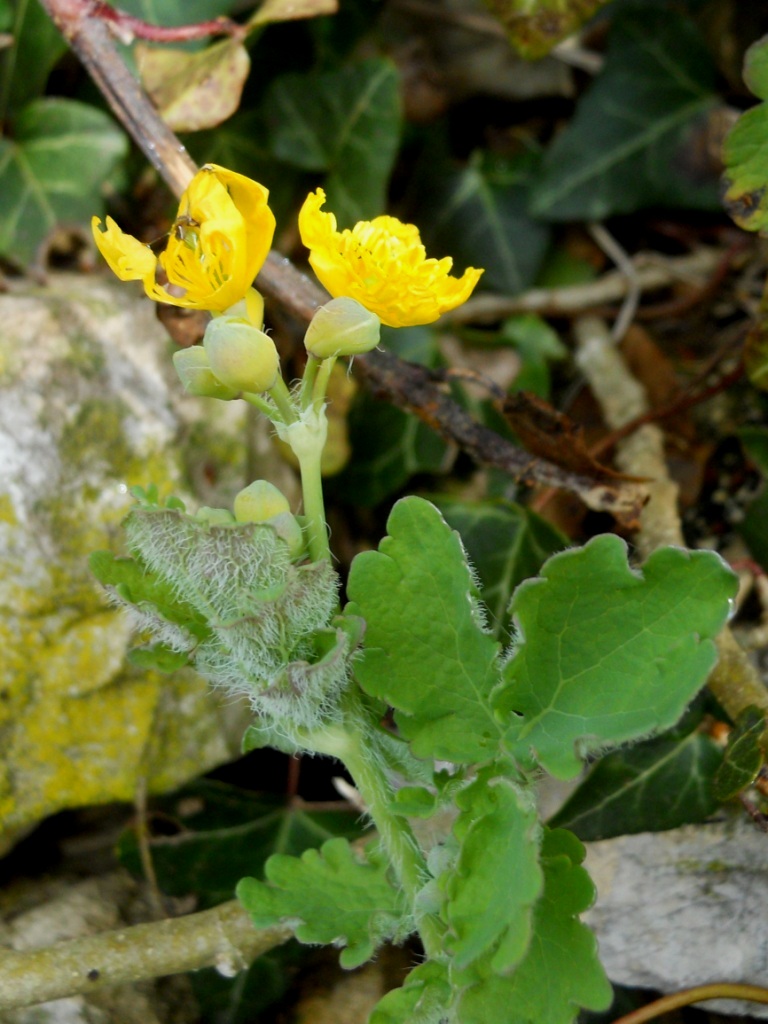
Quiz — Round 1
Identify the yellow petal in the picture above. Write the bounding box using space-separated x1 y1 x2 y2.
297 190 483 328
91 216 157 285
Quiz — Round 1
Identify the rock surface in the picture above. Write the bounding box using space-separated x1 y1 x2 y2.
0 273 273 853
585 817 768 1018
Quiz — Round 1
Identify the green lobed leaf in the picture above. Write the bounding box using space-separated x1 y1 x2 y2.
530 4 719 220
498 535 738 779
420 149 551 295
442 768 542 972
0 98 127 265
237 837 410 968
119 779 363 909
433 496 566 640
455 829 612 1024
549 720 723 840
713 705 766 801
265 58 402 226
744 34 768 100
346 497 504 763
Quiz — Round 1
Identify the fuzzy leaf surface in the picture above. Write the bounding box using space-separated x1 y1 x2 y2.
549 720 723 840
346 497 503 763
237 837 409 968
434 497 566 640
455 829 612 1024
369 962 451 1024
442 768 542 972
498 535 737 779
531 4 719 219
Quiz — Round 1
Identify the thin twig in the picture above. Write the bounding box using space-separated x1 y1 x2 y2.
610 983 768 1024
0 900 291 1010
443 248 724 325
588 221 640 343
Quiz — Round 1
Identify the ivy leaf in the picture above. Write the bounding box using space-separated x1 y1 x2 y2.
455 829 612 1024
0 98 127 265
420 149 551 295
497 535 738 779
433 497 566 640
329 328 450 507
0 0 67 114
549 721 723 840
237 837 409 968
135 38 250 132
265 58 401 226
346 497 504 763
723 36 768 232
530 4 719 220
442 768 542 972
713 705 766 801
119 779 362 909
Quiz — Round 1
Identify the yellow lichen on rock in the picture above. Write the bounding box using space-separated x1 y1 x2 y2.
0 275 251 854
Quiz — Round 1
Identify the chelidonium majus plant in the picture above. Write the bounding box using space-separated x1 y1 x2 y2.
91 165 738 1024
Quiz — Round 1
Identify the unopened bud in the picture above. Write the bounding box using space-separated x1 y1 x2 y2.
234 480 291 523
196 506 236 526
304 298 380 359
268 511 305 560
173 346 239 400
223 287 265 328
203 316 279 393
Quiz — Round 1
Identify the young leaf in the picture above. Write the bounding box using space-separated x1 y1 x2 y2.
369 961 452 1024
713 705 766 801
265 58 402 226
346 497 504 763
497 535 737 779
0 98 127 265
442 768 542 972
549 722 723 840
455 829 612 1024
237 837 410 968
531 4 719 220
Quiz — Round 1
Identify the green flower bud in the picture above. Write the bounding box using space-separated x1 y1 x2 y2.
203 316 280 393
223 287 265 328
196 506 236 526
304 297 381 360
234 480 291 523
268 511 305 560
172 346 239 400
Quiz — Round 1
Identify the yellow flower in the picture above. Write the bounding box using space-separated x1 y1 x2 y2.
92 164 275 312
298 189 483 328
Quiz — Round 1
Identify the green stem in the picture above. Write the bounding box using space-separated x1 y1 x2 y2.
299 355 321 412
268 374 297 425
309 717 444 959
242 391 279 420
610 983 768 1024
298 447 329 563
312 356 337 413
